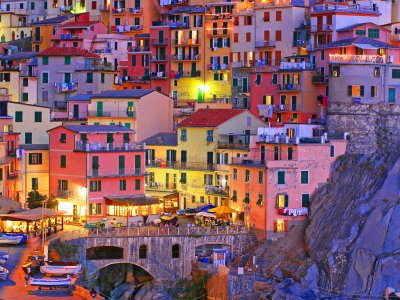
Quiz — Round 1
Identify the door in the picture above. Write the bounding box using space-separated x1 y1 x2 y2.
197 88 203 102
135 155 141 174
73 104 79 119
207 152 213 170
181 150 187 168
92 156 99 177
158 30 164 43
97 101 103 117
291 96 297 111
244 130 250 145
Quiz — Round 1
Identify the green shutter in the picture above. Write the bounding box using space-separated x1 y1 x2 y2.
360 85 364 97
60 133 66 143
42 56 48 65
25 133 32 144
97 101 103 117
347 85 352 96
101 73 105 83
42 72 48 83
132 55 136 66
15 111 23 122
61 155 66 168
34 111 42 122
278 171 285 184
87 72 93 83
127 101 134 117
389 88 396 102
123 133 130 143
22 93 29 101
284 194 289 207
64 56 71 65
28 154 33 164
39 153 42 164
302 194 310 207
301 171 308 184
135 179 140 190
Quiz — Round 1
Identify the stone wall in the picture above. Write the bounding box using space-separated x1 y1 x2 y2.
228 272 255 299
326 103 400 154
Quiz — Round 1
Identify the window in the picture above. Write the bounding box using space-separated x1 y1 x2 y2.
15 111 23 122
180 173 187 184
91 1 97 9
23 78 28 86
139 245 147 259
331 66 340 77
389 88 396 103
371 86 377 97
234 33 238 43
233 168 237 180
246 32 251 42
277 171 285 184
244 192 250 204
34 111 42 122
89 203 102 215
64 56 71 65
86 72 93 83
263 12 270 22
89 180 102 192
274 219 288 233
302 194 310 207
42 56 48 65
60 133 66 143
180 129 187 141
288 147 293 160
200 196 205 203
101 73 105 83
31 2 35 9
272 73 278 84
330 145 335 157
120 179 126 191
245 169 250 182
355 29 366 36
25 133 32 144
107 133 114 143
392 69 400 78
22 93 28 102
232 190 237 201
276 194 288 208
257 194 263 206
60 155 66 168
29 153 42 165
232 78 238 87
191 195 196 203
276 11 282 21
135 179 140 190
374 67 380 77
275 30 282 41
42 72 49 83
321 50 325 61
172 244 180 258
258 171 263 184
301 170 309 184
368 28 379 39
256 74 261 85
31 178 38 190
206 130 213 142
347 85 364 97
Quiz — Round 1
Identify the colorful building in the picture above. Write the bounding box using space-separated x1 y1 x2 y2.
48 125 149 223
87 89 174 142
229 124 347 239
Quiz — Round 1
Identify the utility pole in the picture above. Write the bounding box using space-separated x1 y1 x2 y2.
41 200 46 250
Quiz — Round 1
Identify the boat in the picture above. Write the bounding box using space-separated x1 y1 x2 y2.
4 233 28 244
0 266 9 280
0 234 23 245
40 264 81 275
22 252 45 276
46 261 79 266
30 275 71 287
0 252 9 264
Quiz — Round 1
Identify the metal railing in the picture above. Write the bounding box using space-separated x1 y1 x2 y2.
75 63 113 71
58 190 73 198
205 185 229 196
172 54 201 61
151 38 168 46
89 168 145 177
277 84 300 91
146 160 177 168
217 142 249 149
147 181 177 190
151 55 168 61
310 24 333 32
74 141 145 152
88 110 136 118
255 40 276 48
59 225 247 241
128 7 143 13
172 39 200 46
329 54 385 64
128 45 150 52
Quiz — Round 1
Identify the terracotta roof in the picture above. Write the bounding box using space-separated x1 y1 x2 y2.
37 47 100 58
178 109 245 128
58 21 99 28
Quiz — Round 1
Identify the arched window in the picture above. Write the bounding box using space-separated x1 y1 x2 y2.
172 244 180 258
139 244 147 259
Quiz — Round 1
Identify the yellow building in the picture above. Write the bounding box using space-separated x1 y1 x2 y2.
18 145 49 206
143 108 266 209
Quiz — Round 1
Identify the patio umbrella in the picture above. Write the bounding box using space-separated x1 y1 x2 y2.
195 212 216 218
195 204 216 212
208 205 239 215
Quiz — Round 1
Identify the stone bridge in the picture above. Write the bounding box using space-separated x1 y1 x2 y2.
58 226 249 281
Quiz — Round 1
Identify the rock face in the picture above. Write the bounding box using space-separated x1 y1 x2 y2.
304 103 400 296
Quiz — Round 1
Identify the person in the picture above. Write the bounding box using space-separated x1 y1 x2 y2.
90 287 97 299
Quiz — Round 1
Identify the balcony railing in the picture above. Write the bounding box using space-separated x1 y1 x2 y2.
7 171 19 180
89 168 145 178
217 142 249 150
93 48 112 54
147 181 177 190
273 104 297 112
207 63 229 71
151 55 168 62
312 3 379 14
172 54 201 61
173 70 201 77
310 24 333 32
207 29 230 36
146 160 177 168
123 75 150 82
329 54 386 64
175 162 216 171
76 63 114 71
172 39 200 46
88 110 136 118
151 38 168 46
277 84 300 92
54 83 78 94
128 7 143 14
128 46 150 53
255 40 276 48
231 157 264 166
312 73 328 84
112 7 125 14
58 190 73 198
74 141 145 152
280 62 315 70
205 185 229 196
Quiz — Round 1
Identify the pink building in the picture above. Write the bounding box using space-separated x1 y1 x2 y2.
48 125 153 224
52 94 91 122
229 124 347 239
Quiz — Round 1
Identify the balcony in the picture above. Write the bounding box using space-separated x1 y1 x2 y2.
0 157 11 166
7 171 19 180
76 63 114 71
205 185 229 196
172 54 201 61
54 83 78 94
217 142 249 150
88 168 146 178
7 149 16 157
172 39 200 46
205 13 232 22
32 35 43 42
277 84 300 92
151 38 168 46
255 40 276 48
280 61 315 70
151 55 168 62
111 7 125 14
128 7 143 14
329 54 386 64
147 181 177 191
93 48 112 54
51 34 85 40
207 63 229 71
232 61 254 68
173 70 201 78
54 101 68 110
310 24 333 32
123 75 150 82
88 110 136 118
74 141 145 152
170 22 190 29
207 29 230 37
128 45 150 53
231 157 265 167
161 0 189 7
146 160 177 168
312 3 379 14
312 73 328 84
60 5 73 12
175 162 216 171
273 104 297 112
149 71 167 79
57 190 73 198
112 25 142 32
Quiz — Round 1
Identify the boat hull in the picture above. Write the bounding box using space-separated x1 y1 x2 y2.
30 275 71 287
40 264 81 275
0 235 23 245
0 267 9 280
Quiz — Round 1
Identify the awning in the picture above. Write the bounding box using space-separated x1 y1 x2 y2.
352 43 379 49
104 195 161 206
145 191 179 199
0 208 67 222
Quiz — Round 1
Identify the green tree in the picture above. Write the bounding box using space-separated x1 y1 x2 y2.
26 191 58 210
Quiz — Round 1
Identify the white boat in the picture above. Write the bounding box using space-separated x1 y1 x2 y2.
30 275 71 287
0 252 9 264
0 235 23 245
0 266 9 280
40 264 81 275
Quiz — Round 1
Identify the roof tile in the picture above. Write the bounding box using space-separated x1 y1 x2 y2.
178 109 245 128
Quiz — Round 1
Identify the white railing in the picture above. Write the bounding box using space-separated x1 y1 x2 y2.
58 225 247 241
329 54 386 64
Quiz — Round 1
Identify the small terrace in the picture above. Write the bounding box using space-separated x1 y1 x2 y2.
74 142 145 152
329 54 386 64
255 40 276 48
88 168 146 178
